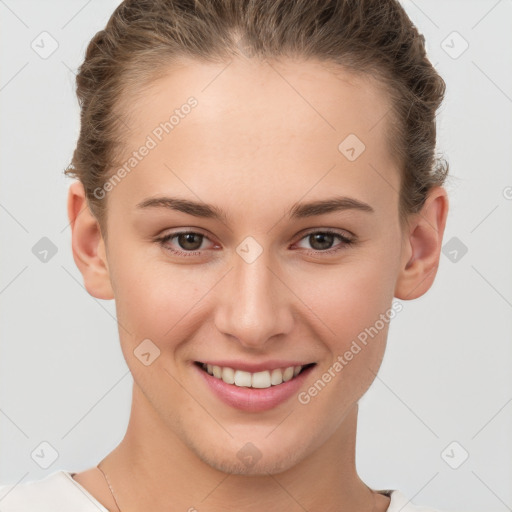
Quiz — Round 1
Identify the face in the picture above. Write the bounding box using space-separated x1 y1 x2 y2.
99 57 407 474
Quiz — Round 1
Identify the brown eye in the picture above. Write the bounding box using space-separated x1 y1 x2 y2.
307 232 336 251
156 230 213 256
176 232 204 251
295 229 355 255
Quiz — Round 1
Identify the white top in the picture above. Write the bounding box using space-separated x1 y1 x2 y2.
0 470 445 511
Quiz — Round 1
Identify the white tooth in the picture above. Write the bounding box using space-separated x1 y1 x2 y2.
270 368 284 386
234 370 252 387
282 366 294 382
221 367 235 384
211 365 300 387
251 370 271 388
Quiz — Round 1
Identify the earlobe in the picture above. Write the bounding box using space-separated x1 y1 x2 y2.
67 181 115 300
394 187 449 300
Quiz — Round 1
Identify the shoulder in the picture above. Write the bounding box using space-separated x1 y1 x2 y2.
0 470 109 512
385 489 447 512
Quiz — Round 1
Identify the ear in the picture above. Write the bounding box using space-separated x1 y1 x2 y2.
394 186 449 300
67 181 114 300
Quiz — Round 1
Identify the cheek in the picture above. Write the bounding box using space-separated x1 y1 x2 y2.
293 266 394 416
297 257 395 344
291 252 398 402
108 255 205 394
110 248 213 344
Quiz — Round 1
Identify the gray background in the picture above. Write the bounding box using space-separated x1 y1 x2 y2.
1 1 511 511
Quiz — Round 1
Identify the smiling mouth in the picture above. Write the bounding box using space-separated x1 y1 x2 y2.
194 361 316 389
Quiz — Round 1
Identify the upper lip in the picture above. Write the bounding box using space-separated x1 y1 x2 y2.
196 360 316 373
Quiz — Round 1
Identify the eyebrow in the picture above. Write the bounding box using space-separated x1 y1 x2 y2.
135 195 375 221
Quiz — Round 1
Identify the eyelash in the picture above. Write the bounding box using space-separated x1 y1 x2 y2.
155 229 355 258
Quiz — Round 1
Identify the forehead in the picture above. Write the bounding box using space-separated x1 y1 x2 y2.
112 57 400 219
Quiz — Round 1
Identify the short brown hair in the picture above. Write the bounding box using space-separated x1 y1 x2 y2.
65 0 449 237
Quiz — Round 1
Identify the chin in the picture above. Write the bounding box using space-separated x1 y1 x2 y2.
178 424 314 476
196 443 306 476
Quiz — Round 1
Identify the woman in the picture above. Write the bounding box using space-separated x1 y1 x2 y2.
0 0 450 510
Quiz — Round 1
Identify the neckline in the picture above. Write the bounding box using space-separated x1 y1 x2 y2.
62 471 110 511
61 470 397 511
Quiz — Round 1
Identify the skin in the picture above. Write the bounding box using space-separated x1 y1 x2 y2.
67 56 448 512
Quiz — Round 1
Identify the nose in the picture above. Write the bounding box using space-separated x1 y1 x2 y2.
214 244 294 350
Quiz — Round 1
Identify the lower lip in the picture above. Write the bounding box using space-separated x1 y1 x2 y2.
195 364 315 412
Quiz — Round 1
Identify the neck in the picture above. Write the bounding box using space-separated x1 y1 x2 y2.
100 384 379 512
